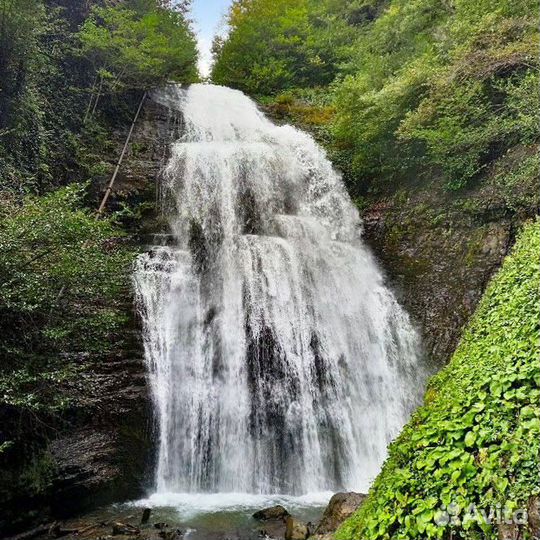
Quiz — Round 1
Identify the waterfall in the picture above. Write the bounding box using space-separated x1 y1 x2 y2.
134 84 422 497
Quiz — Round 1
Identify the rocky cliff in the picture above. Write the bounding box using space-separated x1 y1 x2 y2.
0 94 181 536
361 159 538 366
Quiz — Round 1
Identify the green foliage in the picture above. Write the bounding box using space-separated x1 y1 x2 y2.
336 221 540 540
332 0 538 190
211 0 354 95
0 185 136 412
0 0 74 191
213 0 539 193
0 441 13 454
79 1 198 92
0 0 198 193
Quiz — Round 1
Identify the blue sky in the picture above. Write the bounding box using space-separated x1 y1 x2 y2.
191 0 233 77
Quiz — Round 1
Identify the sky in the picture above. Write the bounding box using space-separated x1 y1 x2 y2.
191 0 233 78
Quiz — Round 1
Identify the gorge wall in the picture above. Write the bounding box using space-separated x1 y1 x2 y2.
0 95 181 535
359 140 538 367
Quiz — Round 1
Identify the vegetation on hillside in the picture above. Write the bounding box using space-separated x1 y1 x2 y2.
0 0 197 519
212 0 354 95
79 2 198 102
0 0 198 192
336 221 540 539
0 186 135 412
0 0 197 385
212 0 538 194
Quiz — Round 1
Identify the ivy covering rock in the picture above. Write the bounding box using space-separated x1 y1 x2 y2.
337 221 540 539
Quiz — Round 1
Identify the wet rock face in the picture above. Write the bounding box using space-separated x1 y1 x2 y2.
47 357 153 517
314 492 366 536
363 205 516 367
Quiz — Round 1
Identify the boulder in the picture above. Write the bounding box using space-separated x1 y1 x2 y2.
158 529 183 540
141 508 152 525
253 505 290 521
529 496 540 538
497 524 520 540
314 492 367 535
285 517 309 540
257 521 287 540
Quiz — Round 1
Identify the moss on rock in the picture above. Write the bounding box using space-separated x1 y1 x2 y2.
337 221 540 539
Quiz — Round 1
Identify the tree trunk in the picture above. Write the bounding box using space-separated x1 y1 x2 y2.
97 92 147 216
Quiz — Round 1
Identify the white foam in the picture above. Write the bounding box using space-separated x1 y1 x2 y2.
131 492 335 518
134 83 425 497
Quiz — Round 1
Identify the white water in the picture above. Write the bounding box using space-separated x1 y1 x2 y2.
134 84 423 500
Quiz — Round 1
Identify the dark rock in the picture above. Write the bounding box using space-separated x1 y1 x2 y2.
315 492 366 536
6 524 52 540
141 508 152 525
48 522 79 538
257 520 288 539
497 523 521 540
362 190 534 368
253 505 290 521
158 530 183 540
529 496 540 537
285 517 309 540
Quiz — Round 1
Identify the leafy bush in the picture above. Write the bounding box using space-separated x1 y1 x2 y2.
332 0 538 190
213 0 539 194
0 185 136 412
79 1 198 93
211 0 354 95
337 221 540 539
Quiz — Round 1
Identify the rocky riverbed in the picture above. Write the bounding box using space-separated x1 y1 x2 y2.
8 493 365 540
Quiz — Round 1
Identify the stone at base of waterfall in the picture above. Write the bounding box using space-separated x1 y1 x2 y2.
529 496 540 537
497 523 521 540
253 505 290 539
285 517 309 540
314 492 367 536
253 505 290 521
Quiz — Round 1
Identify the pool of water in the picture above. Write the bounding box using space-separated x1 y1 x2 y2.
75 492 333 540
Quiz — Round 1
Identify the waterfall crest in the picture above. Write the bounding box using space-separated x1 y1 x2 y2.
134 84 422 496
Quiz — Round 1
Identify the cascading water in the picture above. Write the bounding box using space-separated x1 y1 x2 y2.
134 84 423 498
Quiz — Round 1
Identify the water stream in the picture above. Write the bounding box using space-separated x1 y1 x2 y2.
134 84 423 507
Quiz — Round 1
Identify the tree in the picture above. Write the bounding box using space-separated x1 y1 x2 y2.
79 0 198 116
0 185 135 411
211 0 352 95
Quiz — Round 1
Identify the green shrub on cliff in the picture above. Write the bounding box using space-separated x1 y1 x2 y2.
0 185 136 412
336 220 540 539
213 0 538 194
79 1 198 94
332 0 538 191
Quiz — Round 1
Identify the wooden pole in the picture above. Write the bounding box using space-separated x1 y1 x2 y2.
97 91 147 216
83 74 98 124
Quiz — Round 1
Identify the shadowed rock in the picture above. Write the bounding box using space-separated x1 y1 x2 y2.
314 492 367 536
253 505 290 522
